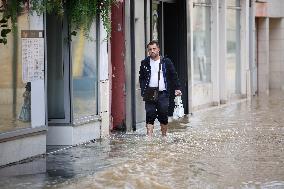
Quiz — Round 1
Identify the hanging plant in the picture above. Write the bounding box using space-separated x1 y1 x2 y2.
0 0 116 45
0 0 29 44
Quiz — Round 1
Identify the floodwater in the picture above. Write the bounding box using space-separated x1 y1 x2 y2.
0 91 283 189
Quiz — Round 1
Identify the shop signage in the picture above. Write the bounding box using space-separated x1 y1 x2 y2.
21 30 44 82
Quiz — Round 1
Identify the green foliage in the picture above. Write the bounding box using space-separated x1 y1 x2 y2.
0 0 28 44
30 0 64 16
0 0 115 45
97 0 113 38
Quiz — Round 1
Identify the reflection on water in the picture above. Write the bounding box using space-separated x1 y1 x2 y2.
0 91 284 189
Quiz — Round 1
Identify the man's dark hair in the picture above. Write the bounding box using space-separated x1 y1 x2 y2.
147 40 160 48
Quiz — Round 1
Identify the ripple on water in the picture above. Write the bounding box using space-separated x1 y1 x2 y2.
0 91 284 189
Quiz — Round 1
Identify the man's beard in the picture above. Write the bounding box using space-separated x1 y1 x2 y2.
150 52 159 59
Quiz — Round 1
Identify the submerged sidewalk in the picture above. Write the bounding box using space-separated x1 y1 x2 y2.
134 95 248 135
0 91 283 189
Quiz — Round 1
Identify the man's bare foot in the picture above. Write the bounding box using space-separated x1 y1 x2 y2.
161 124 167 137
146 124 154 137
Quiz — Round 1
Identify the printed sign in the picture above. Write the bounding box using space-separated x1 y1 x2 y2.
21 30 44 82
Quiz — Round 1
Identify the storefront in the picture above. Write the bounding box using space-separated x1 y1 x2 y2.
46 12 110 145
152 0 188 116
121 0 251 131
0 11 46 166
191 0 214 109
0 6 110 166
124 0 189 130
193 0 212 83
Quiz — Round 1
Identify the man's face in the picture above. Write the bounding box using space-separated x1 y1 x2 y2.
147 44 160 59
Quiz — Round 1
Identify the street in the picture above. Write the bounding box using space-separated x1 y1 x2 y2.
0 91 283 189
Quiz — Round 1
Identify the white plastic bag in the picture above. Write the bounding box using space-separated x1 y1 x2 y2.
173 96 184 119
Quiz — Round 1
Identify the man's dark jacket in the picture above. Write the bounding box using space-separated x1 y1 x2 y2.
139 56 181 97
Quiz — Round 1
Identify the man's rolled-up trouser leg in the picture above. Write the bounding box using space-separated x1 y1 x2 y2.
145 101 157 125
145 101 157 136
157 92 169 125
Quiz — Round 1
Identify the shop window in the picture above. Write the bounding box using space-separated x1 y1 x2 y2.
227 0 241 7
47 12 71 124
193 0 212 83
0 13 33 132
226 0 241 94
71 22 98 121
47 12 98 125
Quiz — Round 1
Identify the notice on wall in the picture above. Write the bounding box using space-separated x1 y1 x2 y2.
21 30 44 82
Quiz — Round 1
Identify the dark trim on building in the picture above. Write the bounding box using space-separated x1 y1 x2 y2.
0 126 47 143
186 0 192 114
150 0 153 41
144 0 148 56
96 14 100 115
130 0 136 131
44 13 48 129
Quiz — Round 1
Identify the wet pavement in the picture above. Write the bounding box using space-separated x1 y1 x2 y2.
0 91 283 189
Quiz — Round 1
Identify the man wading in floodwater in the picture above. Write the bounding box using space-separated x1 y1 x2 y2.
139 40 182 137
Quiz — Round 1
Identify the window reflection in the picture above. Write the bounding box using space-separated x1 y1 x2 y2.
0 13 31 132
152 2 159 41
193 0 211 83
71 23 98 121
47 12 65 119
226 0 241 94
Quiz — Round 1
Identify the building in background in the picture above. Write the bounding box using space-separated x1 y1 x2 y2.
113 0 251 131
0 11 47 166
252 0 284 94
110 0 284 131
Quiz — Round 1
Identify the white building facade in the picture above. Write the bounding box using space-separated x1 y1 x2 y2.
124 0 253 130
123 0 284 130
190 0 251 110
252 0 284 94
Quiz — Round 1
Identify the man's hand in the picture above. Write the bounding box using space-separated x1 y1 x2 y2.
175 90 182 96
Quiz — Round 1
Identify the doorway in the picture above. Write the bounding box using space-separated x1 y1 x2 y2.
46 12 71 124
151 0 188 115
